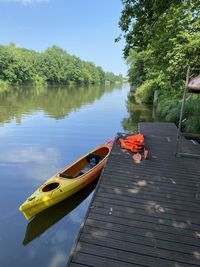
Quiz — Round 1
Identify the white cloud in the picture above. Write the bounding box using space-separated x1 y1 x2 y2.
48 251 66 267
0 146 61 180
0 0 48 5
0 147 59 163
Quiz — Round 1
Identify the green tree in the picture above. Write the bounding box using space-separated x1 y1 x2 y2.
0 44 123 86
118 0 200 132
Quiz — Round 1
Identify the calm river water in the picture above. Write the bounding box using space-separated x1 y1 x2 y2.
0 84 154 267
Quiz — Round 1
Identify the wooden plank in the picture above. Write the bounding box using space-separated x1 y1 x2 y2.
72 252 139 267
88 213 198 238
95 191 200 214
98 183 199 205
75 241 190 267
93 196 200 224
104 169 200 185
106 163 200 179
90 206 200 231
93 200 200 225
83 225 200 255
100 180 199 201
97 189 200 212
102 172 199 193
80 233 200 265
85 218 200 247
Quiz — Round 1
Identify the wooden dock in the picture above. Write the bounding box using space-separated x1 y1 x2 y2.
67 122 200 267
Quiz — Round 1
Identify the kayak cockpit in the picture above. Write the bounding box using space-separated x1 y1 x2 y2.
59 146 109 179
42 182 60 192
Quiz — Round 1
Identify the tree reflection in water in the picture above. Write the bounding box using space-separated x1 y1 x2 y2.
0 84 117 124
122 92 157 132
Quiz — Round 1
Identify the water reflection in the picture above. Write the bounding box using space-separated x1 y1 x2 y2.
0 84 129 267
0 83 157 267
122 93 156 132
23 180 97 246
0 85 117 124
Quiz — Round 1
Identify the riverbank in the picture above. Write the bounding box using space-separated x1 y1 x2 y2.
128 89 200 134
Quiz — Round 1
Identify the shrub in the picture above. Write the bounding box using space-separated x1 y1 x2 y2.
0 79 9 89
135 79 155 104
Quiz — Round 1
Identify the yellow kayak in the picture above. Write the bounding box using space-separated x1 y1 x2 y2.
19 140 113 220
23 181 97 245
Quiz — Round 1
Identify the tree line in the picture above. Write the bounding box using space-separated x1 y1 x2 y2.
118 0 200 133
0 43 123 86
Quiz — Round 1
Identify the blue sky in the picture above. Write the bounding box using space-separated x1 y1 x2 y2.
0 0 127 76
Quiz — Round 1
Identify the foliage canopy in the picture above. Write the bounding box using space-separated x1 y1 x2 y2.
0 44 122 86
118 0 200 132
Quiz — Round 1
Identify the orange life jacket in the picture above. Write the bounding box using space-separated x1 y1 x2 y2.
119 134 144 153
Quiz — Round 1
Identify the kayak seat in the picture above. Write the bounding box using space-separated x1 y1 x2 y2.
86 154 103 166
76 154 103 176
